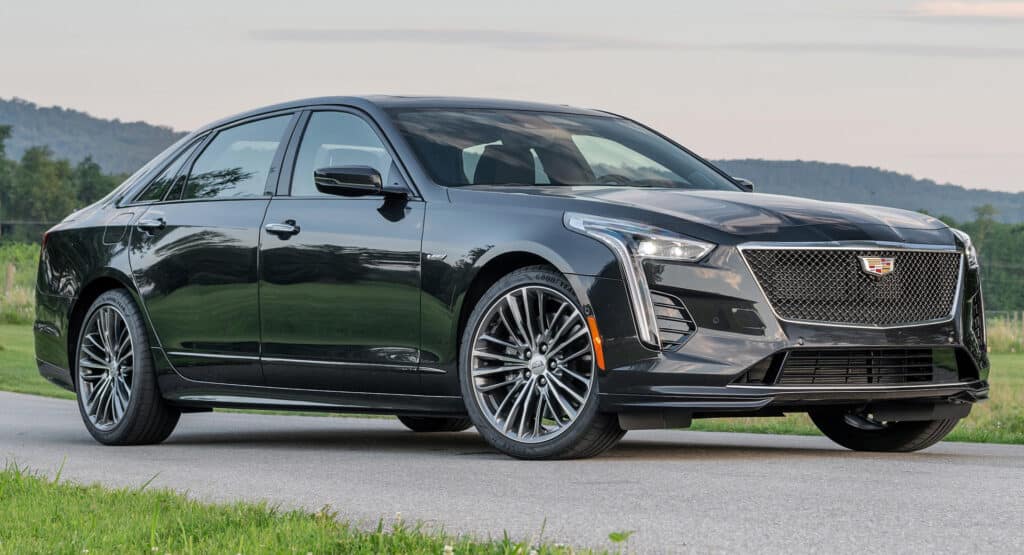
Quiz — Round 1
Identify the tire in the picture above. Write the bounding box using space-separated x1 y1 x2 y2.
459 265 625 460
809 410 960 452
397 415 473 432
74 289 180 445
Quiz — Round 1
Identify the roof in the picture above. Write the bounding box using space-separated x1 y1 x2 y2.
193 95 614 135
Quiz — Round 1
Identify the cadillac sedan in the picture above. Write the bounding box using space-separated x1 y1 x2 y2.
34 96 988 459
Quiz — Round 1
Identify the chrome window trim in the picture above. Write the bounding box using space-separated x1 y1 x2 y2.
736 241 965 330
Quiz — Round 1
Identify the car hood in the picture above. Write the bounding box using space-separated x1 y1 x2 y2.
460 186 953 244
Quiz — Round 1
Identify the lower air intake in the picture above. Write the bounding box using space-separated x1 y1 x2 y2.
777 349 935 385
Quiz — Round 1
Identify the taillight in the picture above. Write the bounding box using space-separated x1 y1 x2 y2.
41 226 55 250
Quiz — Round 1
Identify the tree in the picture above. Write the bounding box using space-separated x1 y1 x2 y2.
73 156 117 205
0 126 13 237
971 204 997 248
8 146 77 224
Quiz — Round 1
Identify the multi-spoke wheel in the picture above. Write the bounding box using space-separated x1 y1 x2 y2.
460 266 624 459
77 305 135 430
74 289 180 445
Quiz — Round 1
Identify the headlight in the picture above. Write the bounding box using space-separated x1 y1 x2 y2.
951 228 979 269
564 212 715 348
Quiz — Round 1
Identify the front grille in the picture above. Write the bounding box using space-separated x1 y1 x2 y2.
742 248 961 327
777 349 935 385
649 290 696 352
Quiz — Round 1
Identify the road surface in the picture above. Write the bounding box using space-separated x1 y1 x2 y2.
1 391 1022 553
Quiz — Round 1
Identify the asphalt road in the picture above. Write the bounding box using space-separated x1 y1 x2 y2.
2 391 1022 553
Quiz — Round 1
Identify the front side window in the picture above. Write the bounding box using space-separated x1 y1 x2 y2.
388 109 738 190
183 116 291 200
291 112 393 196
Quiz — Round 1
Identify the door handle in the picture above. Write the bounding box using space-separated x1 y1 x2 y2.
136 217 165 231
265 221 300 238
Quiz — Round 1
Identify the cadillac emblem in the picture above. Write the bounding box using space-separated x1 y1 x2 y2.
859 256 895 277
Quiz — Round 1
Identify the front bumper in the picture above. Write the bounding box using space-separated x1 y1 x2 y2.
585 243 990 414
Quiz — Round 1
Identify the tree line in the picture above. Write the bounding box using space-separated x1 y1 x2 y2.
942 206 1024 312
0 125 124 241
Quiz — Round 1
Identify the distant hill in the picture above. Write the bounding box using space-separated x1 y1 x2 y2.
0 97 186 175
714 159 1024 224
2 97 1021 223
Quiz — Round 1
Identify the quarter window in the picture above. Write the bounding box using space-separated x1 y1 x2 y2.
133 138 203 203
291 112 393 196
183 116 291 200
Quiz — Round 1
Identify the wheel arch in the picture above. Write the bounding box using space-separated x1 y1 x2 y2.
454 246 594 352
65 269 144 380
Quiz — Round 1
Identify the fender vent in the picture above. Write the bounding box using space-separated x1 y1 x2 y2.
650 290 697 352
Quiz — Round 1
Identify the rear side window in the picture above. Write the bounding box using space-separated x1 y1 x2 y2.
183 116 291 200
133 138 204 203
290 112 393 197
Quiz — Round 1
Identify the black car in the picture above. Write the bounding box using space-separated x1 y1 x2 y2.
34 96 989 459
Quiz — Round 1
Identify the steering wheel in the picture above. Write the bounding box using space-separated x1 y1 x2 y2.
597 174 631 185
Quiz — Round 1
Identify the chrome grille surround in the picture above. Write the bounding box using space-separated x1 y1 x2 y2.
739 242 964 328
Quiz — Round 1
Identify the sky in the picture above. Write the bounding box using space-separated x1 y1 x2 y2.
1 0 1022 192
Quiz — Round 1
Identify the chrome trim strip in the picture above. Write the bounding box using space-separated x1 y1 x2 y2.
736 242 965 330
167 352 426 372
418 366 448 374
738 240 959 253
262 357 416 371
166 351 260 361
176 395 343 407
728 381 975 392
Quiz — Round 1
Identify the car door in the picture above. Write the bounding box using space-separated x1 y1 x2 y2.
258 109 425 393
129 113 296 385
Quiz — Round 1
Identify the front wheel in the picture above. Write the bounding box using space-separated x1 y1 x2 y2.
459 266 624 460
810 409 960 452
74 289 180 445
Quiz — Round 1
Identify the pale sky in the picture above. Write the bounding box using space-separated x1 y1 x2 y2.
1 0 1022 192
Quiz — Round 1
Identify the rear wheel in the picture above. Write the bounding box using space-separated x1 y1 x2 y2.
459 266 624 460
74 290 180 445
810 409 960 452
397 416 473 432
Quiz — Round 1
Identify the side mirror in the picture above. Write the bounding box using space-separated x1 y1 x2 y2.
734 178 755 192
314 166 383 197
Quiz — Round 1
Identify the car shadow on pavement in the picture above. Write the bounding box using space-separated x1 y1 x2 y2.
136 425 964 462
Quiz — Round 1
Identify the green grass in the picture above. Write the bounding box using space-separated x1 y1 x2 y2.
0 465 594 554
0 324 73 399
0 242 38 325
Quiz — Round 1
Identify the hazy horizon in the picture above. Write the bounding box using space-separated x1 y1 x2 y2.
2 0 1021 192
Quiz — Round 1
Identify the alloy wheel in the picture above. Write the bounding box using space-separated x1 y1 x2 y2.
469 285 596 444
77 305 135 431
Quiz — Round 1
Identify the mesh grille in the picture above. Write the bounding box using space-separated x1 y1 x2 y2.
650 290 696 352
777 349 936 385
743 249 961 326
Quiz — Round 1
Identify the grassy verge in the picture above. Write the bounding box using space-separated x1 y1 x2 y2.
0 465 591 554
3 321 1023 444
0 242 38 325
0 324 73 399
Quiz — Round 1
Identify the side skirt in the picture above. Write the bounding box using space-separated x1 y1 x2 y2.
160 374 467 417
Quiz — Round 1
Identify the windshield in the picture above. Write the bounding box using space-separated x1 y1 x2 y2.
387 109 739 190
